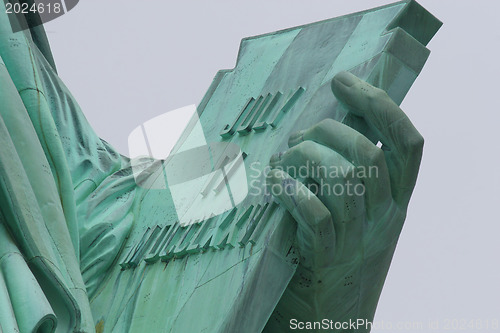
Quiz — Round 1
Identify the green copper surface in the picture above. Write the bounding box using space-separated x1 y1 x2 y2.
0 1 440 332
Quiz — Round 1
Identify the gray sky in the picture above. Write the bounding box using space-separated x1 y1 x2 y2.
45 1 500 331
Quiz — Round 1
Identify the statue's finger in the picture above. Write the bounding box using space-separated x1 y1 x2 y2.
269 140 361 223
331 71 424 207
267 169 335 270
288 118 391 217
269 142 366 260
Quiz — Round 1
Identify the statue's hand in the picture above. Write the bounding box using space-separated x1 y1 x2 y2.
265 71 423 330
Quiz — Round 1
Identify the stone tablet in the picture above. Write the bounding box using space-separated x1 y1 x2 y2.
89 1 440 332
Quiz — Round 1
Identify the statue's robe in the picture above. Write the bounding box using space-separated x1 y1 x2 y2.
0 7 138 332
0 2 441 332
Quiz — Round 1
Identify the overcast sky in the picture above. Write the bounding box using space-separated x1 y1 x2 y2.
44 1 500 331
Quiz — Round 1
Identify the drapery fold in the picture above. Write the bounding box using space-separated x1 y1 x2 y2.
0 2 135 331
0 221 56 333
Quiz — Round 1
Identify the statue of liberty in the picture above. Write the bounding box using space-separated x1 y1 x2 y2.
0 1 439 332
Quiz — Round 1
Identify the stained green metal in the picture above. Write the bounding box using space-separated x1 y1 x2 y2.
0 1 440 332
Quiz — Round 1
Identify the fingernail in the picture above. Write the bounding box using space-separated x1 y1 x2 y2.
269 152 282 166
333 71 358 87
288 130 304 147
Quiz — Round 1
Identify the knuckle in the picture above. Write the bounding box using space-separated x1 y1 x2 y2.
346 172 358 183
355 135 385 166
311 118 334 136
340 164 358 182
296 140 316 156
366 87 391 108
407 132 424 154
367 146 385 167
289 141 312 162
311 209 332 229
318 118 336 129
373 86 389 99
